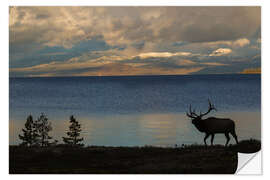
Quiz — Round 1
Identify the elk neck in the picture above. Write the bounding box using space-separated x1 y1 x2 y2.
193 119 206 132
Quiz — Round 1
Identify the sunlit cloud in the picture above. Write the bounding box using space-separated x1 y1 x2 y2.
205 38 250 48
136 52 191 59
233 38 250 47
209 48 232 57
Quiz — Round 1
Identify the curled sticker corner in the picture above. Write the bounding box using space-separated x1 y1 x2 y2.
236 151 261 174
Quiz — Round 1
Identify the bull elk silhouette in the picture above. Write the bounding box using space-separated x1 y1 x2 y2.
186 100 238 146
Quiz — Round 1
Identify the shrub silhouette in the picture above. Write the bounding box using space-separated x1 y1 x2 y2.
18 115 39 147
62 115 84 146
35 113 53 147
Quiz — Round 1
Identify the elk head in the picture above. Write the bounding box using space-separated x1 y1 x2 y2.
186 99 217 125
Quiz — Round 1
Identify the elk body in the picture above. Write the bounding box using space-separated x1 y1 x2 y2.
186 100 238 146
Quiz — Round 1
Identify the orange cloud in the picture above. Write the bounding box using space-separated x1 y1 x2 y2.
240 68 261 74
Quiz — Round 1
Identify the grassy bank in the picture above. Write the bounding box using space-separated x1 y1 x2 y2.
9 139 260 174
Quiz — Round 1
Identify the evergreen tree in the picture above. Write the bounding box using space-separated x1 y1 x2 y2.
62 115 84 146
35 113 53 147
18 115 38 147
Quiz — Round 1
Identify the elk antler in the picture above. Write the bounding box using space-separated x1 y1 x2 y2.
186 104 199 118
199 99 217 117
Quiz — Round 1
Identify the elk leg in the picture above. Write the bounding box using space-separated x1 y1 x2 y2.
204 133 210 146
231 131 238 144
225 133 230 146
211 134 215 146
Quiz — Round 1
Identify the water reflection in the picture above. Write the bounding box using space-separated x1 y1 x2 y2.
10 111 260 146
138 114 189 146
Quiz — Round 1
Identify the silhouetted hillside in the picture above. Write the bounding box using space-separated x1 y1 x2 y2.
9 139 260 174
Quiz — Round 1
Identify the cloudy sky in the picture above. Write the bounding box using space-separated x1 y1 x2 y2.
9 6 261 77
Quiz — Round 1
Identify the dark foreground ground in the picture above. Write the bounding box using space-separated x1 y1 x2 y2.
9 139 260 174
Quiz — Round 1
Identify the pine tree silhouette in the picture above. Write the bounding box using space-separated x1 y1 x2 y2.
18 115 39 147
35 113 53 147
62 115 84 146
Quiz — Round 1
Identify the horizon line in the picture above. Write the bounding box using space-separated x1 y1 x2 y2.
9 72 261 78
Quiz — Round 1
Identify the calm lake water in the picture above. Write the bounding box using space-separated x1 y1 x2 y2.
9 74 261 146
